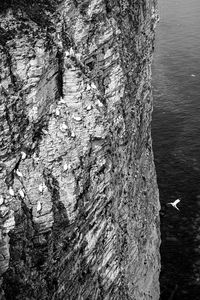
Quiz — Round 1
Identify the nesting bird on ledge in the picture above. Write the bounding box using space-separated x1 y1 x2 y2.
36 201 42 214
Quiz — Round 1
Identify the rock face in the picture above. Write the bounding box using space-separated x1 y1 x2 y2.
0 1 160 299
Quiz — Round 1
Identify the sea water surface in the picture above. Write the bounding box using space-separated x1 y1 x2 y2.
152 0 200 299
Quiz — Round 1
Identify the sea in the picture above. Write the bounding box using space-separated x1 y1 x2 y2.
152 0 200 299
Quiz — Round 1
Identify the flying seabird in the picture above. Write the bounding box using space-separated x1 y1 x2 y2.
167 199 181 210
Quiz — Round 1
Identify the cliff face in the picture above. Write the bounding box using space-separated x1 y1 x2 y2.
0 1 160 299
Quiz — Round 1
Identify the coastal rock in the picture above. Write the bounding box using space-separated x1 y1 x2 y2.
0 1 160 299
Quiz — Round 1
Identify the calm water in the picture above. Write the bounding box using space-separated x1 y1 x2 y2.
152 0 200 299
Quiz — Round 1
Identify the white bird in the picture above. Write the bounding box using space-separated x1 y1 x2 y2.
71 131 76 138
36 201 42 213
65 50 70 57
16 169 23 177
86 104 92 111
0 195 4 205
96 99 104 107
21 151 26 160
73 115 82 122
60 123 68 132
69 47 75 56
91 82 97 89
86 84 91 91
55 108 60 116
167 199 181 210
9 187 15 196
18 189 25 198
42 129 48 135
63 163 68 171
75 52 81 60
38 183 46 193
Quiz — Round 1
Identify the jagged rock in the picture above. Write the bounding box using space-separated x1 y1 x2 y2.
0 1 160 299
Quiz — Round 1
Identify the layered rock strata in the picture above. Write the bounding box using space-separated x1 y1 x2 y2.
0 1 160 299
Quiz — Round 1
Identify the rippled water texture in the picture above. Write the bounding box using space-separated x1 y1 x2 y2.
152 0 200 299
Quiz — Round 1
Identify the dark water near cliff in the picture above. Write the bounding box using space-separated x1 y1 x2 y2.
152 0 200 299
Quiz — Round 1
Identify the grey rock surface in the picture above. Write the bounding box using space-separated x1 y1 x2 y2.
0 1 160 299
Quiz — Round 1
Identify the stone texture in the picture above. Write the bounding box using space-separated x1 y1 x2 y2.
0 1 160 299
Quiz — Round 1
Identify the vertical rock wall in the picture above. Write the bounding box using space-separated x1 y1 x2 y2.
0 1 160 299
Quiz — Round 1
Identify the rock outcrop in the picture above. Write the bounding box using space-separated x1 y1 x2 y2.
0 1 160 299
